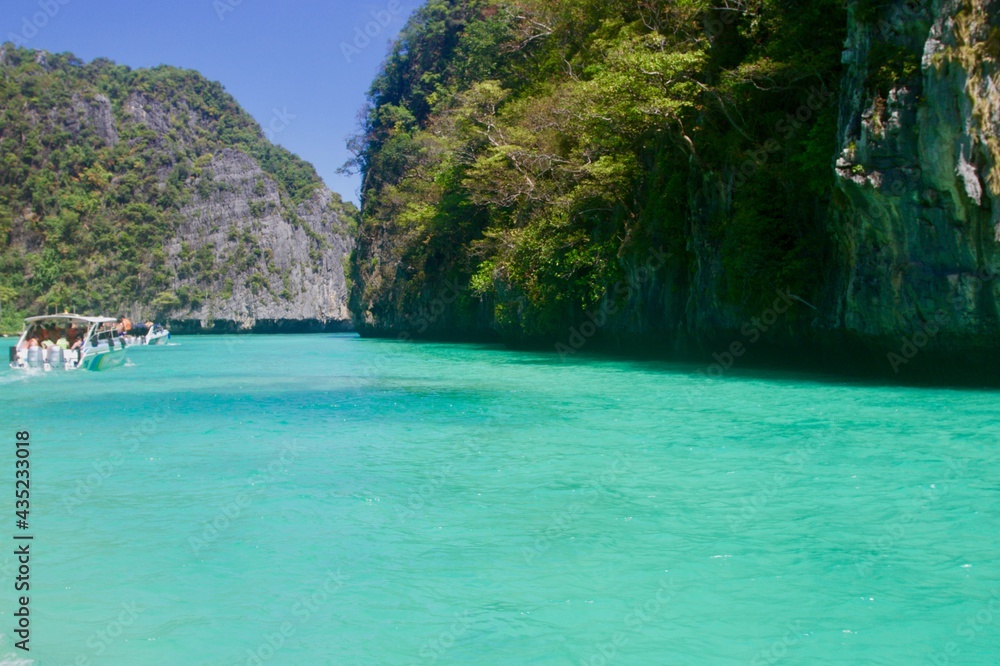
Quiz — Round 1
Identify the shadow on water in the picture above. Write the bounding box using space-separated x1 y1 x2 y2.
358 332 1000 392
9 330 997 394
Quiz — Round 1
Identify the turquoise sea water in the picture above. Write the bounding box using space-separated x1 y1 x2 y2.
1 333 999 665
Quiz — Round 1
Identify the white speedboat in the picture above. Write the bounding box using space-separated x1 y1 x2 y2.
123 322 170 346
8 314 127 371
145 324 170 345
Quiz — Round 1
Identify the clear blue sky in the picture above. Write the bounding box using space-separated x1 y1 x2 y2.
0 0 425 204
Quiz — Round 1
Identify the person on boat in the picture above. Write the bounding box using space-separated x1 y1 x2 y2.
114 317 132 337
66 326 83 350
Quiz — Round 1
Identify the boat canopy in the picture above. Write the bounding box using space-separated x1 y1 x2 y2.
23 314 117 325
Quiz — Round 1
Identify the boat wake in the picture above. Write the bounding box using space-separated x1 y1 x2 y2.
0 369 40 384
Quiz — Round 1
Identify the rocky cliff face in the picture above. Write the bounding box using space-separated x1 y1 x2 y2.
165 149 353 331
349 0 1000 379
619 0 1000 367
829 0 1000 356
0 47 354 333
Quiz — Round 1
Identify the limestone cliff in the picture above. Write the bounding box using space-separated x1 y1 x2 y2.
672 0 1000 367
0 46 354 333
165 149 353 332
830 0 1000 355
348 0 1000 379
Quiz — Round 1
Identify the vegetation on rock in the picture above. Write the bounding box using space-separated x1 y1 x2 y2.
347 0 848 339
0 46 357 333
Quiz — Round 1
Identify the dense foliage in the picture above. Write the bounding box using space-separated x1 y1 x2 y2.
349 0 851 337
0 46 353 332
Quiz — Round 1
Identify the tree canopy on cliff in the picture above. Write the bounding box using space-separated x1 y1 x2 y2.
348 0 848 337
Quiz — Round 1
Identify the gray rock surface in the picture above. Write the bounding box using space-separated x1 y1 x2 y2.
124 92 171 135
352 0 1000 377
829 0 1000 350
165 148 352 327
604 0 1000 367
36 66 355 331
1 49 354 334
70 93 118 146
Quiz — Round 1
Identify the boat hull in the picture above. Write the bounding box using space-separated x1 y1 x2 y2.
79 348 127 371
147 331 170 345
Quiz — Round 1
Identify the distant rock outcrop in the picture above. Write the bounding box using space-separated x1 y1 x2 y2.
0 46 355 333
168 149 353 328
